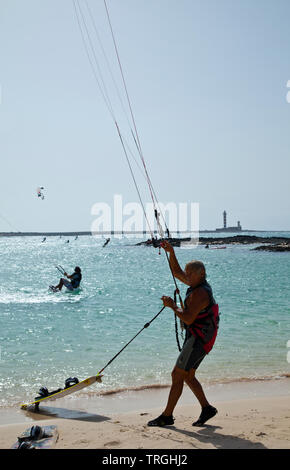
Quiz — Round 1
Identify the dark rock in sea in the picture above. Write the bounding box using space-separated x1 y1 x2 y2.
136 235 290 248
253 244 290 252
136 237 182 247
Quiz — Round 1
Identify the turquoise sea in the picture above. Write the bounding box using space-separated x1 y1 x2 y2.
0 232 289 408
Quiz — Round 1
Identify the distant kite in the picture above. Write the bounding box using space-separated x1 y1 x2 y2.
37 187 45 200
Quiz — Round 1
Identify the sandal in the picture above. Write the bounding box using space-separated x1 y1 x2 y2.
147 414 175 427
192 405 217 426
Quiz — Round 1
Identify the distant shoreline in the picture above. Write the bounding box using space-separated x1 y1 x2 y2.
0 229 290 238
1 231 290 251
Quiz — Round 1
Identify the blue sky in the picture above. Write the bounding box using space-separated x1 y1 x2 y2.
0 0 290 232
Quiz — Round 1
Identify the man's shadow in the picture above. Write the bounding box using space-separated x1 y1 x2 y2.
171 424 267 449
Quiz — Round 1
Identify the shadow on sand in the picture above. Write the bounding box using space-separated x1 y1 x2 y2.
171 424 267 449
22 406 110 424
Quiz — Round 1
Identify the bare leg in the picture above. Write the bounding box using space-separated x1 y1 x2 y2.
163 366 187 416
185 369 210 408
185 368 217 425
147 366 216 427
54 278 65 291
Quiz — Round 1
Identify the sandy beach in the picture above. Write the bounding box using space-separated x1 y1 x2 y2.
1 378 289 450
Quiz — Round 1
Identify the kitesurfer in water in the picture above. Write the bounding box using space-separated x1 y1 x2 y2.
52 266 82 292
103 237 110 248
147 240 219 428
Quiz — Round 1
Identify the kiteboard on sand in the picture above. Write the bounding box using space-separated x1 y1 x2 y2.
12 425 58 449
21 375 103 411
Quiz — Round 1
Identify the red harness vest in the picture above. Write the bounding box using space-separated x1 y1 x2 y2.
185 282 219 354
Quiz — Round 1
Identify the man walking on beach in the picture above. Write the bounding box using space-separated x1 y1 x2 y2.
147 241 219 427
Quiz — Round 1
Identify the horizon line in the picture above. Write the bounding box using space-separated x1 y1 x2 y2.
1 229 290 238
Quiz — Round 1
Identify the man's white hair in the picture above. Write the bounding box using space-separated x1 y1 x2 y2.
185 260 206 279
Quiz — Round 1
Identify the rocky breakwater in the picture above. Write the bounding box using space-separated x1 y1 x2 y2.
253 242 290 252
136 235 290 251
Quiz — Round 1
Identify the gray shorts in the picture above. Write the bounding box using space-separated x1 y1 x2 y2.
62 278 74 291
176 334 206 371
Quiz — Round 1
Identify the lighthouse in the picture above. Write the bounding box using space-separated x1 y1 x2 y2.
216 210 242 232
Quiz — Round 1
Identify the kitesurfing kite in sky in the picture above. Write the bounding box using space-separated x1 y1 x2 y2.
36 187 45 200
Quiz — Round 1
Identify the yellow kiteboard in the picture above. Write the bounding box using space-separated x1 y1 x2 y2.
21 374 103 411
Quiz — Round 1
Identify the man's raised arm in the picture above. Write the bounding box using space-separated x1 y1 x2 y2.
161 241 190 286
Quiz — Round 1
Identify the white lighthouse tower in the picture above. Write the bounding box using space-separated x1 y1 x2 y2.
223 210 227 229
216 210 242 232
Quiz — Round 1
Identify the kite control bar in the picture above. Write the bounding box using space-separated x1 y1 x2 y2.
56 265 66 276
